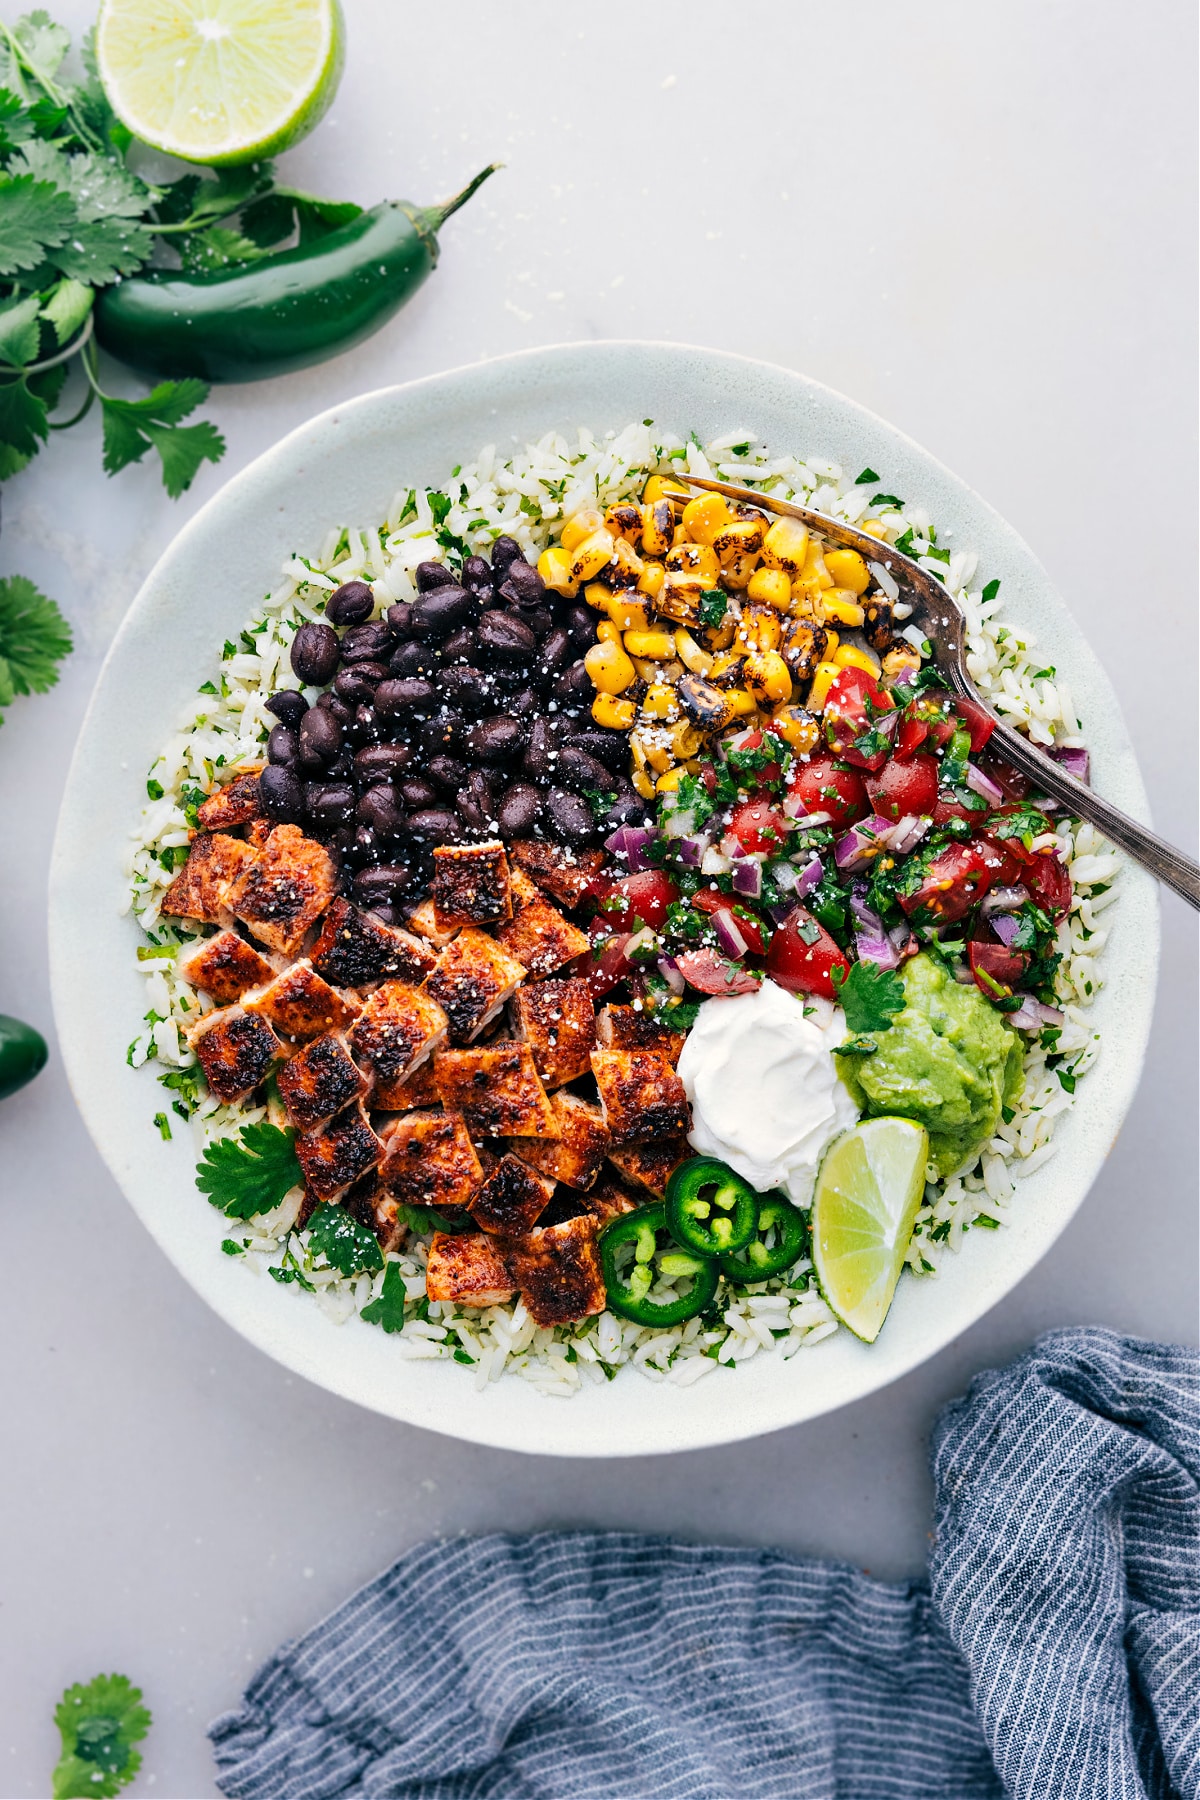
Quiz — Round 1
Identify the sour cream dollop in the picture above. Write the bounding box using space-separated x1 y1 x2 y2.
677 978 859 1206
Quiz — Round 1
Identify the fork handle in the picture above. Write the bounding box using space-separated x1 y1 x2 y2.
986 717 1200 910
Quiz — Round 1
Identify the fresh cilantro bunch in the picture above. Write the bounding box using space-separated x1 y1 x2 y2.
52 1673 150 1800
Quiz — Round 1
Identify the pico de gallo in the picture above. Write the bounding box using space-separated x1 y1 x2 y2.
583 664 1073 1034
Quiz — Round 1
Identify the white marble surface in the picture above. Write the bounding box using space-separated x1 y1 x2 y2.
2 3 1196 1792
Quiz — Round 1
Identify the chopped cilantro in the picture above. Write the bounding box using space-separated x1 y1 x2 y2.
855 467 881 485
307 1202 383 1277
698 588 728 627
427 490 452 526
360 1260 409 1332
832 960 906 1033
195 1122 301 1219
145 777 163 800
981 579 1001 601
220 1238 246 1256
152 1111 171 1141
871 492 904 508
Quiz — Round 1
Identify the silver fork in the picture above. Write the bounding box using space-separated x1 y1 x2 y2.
677 473 1199 910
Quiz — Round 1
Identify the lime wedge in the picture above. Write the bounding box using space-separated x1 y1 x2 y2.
811 1118 929 1343
96 0 345 167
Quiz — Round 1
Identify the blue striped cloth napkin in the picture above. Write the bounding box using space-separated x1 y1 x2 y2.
210 1329 1199 1799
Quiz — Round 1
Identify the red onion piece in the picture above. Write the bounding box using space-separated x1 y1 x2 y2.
850 890 901 969
678 834 708 867
604 824 660 872
794 854 824 899
887 813 930 855
982 884 1030 916
1007 995 1066 1032
1049 745 1090 784
731 857 763 899
662 805 699 840
990 912 1023 947
964 762 1006 806
711 908 749 960
656 954 685 996
834 818 890 871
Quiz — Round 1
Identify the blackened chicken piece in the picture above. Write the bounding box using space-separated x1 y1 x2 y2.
595 1004 686 1065
243 959 362 1042
295 1105 384 1201
161 832 259 925
607 1137 690 1200
405 898 460 950
195 767 263 831
350 982 449 1104
507 1091 610 1191
379 1057 442 1112
510 976 596 1089
495 870 590 979
467 1154 555 1238
229 824 338 957
433 1042 556 1138
425 1231 516 1307
310 897 437 988
509 839 605 909
177 930 275 1005
342 1173 408 1255
590 1048 690 1146
424 929 526 1044
277 1031 369 1131
509 1217 607 1328
431 841 513 930
380 1110 484 1210
187 1006 281 1104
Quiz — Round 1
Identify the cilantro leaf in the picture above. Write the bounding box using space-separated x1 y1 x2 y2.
241 186 363 248
989 800 1050 843
0 291 42 365
698 587 728 627
307 1201 383 1277
0 171 74 273
0 369 48 455
40 275 92 345
13 10 70 82
101 379 225 497
360 1259 409 1332
871 492 904 508
195 1122 301 1219
981 578 1001 601
52 1672 150 1800
178 225 265 272
832 959 906 1033
855 467 880 484
52 212 154 284
0 572 71 716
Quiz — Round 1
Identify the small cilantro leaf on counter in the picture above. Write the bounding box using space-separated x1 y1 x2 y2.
0 573 72 721
52 1672 150 1800
360 1259 409 1332
195 1121 301 1219
832 960 906 1034
100 377 225 498
307 1202 383 1277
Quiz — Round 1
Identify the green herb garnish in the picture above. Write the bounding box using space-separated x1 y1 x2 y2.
832 959 906 1033
195 1121 301 1219
52 1673 150 1800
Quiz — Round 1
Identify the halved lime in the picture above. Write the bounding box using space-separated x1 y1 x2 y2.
811 1118 929 1343
96 0 345 167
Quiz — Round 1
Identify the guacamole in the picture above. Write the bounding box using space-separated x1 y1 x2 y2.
836 953 1024 1179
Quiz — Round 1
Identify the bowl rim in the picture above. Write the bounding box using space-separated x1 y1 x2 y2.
48 338 1160 1457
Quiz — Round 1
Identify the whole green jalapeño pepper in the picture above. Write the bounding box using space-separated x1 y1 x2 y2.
94 164 499 384
599 1204 719 1328
719 1194 808 1286
665 1156 760 1258
0 1014 48 1101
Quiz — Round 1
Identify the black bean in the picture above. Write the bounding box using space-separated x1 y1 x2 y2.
326 579 375 626
408 806 461 841
441 625 478 663
497 782 543 837
309 782 357 828
349 704 383 746
389 640 437 678
375 676 436 718
353 866 411 909
466 714 525 764
334 665 381 707
357 784 406 836
477 611 536 663
537 625 573 677
399 777 440 810
428 753 469 795
417 714 464 757
440 665 491 716
267 724 297 766
258 764 305 823
354 825 380 861
265 688 308 728
562 602 598 652
521 606 553 640
328 752 353 778
416 560 456 592
558 746 614 794
412 584 474 639
491 536 522 575
462 769 496 821
497 558 545 608
385 602 414 639
457 789 491 834
552 659 593 703
316 690 354 726
461 555 494 600
298 705 342 768
340 622 393 663
546 786 597 845
562 728 630 776
354 743 411 784
290 621 340 686
522 715 560 781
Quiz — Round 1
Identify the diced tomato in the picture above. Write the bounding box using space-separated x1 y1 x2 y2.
932 791 989 828
596 869 679 933
582 919 633 999
1025 848 1073 919
725 725 784 786
865 754 940 821
823 668 897 772
765 906 851 1000
898 840 996 924
981 803 1051 868
968 936 1029 996
675 948 762 996
975 835 1026 889
786 754 870 829
898 697 955 757
895 714 929 757
726 799 790 856
690 889 768 954
977 753 1029 802
954 693 997 754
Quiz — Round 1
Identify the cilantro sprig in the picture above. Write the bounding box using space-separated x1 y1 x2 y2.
832 960 907 1034
0 571 71 723
196 1121 302 1219
52 1673 150 1800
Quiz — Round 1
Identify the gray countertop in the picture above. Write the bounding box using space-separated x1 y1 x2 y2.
2 3 1196 1792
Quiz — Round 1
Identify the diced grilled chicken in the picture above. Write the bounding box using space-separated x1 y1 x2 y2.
195 767 263 831
425 1231 516 1307
509 839 606 908
434 1042 557 1138
406 898 460 949
343 1173 408 1255
590 1048 691 1146
468 1154 555 1237
595 1004 686 1065
177 930 275 1005
245 818 274 851
294 1104 384 1201
508 1091 610 1191
310 897 437 989
576 1175 642 1227
509 1216 607 1327
380 1109 484 1210
229 824 338 957
432 841 513 930
379 1057 442 1112
424 929 526 1044
495 883 590 979
187 1006 281 1104
277 1030 369 1131
349 981 448 1099
243 958 362 1043
510 976 596 1088
607 1137 690 1199
161 833 259 925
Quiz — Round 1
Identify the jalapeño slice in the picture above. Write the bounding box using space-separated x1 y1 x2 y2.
664 1157 760 1258
719 1193 808 1285
599 1203 720 1327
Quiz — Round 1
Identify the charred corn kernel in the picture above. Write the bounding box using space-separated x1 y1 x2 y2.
789 576 825 614
665 540 720 583
721 549 760 590
825 548 871 595
708 651 746 686
624 629 675 660
770 704 820 753
713 516 766 561
632 767 656 800
858 518 888 540
642 473 690 505
743 651 793 704
629 734 649 773
591 692 637 730
800 541 833 588
822 590 866 627
674 628 713 675
603 594 651 632
642 683 680 720
584 638 636 694
630 655 662 683
725 687 757 718
643 737 674 774
747 566 793 611
833 642 881 677
560 508 605 553
807 661 842 711
823 629 840 659
656 573 708 625
609 536 645 587
671 522 690 548
637 560 666 600
538 546 578 595
656 766 687 793
736 608 782 654
669 720 704 758
762 516 810 575
640 499 674 557
784 620 831 681
882 646 922 683
681 492 731 546
704 618 737 651
604 502 643 542
596 619 622 644
571 529 616 584
584 581 612 610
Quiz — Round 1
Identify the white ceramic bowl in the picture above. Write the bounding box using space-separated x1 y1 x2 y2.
49 342 1158 1457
